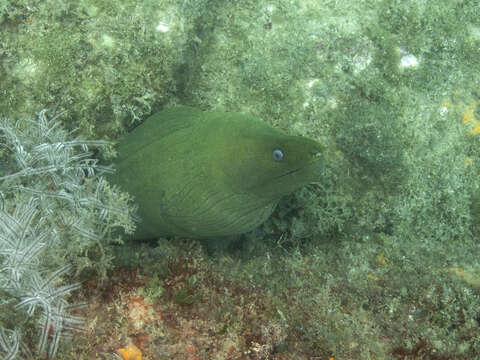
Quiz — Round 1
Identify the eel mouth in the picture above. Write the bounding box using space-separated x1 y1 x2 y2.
238 149 323 195
275 151 323 180
246 154 323 194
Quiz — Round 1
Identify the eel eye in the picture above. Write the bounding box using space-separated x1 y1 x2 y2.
272 149 284 161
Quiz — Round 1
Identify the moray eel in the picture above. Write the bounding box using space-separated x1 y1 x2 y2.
109 106 323 239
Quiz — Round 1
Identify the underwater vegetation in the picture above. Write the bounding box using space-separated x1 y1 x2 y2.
0 110 135 358
1 0 480 358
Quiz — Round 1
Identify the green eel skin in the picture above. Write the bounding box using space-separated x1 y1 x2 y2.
109 106 324 239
